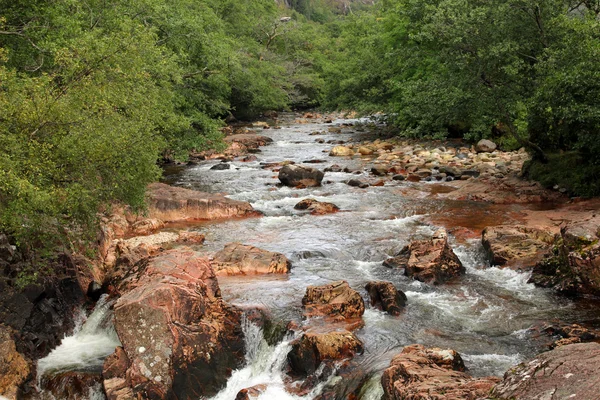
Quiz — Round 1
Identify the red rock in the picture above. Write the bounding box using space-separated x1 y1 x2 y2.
381 344 499 400
0 324 30 399
212 242 291 276
146 182 261 222
384 229 465 285
294 198 340 215
365 281 407 316
235 384 267 400
109 248 245 399
302 281 365 320
491 343 600 399
287 331 363 377
223 134 273 148
43 371 102 400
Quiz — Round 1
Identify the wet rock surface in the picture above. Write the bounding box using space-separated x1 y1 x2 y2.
212 242 291 276
365 281 407 316
146 182 261 222
110 248 245 399
491 342 600 400
302 281 365 320
0 325 30 399
384 229 465 285
294 198 340 215
278 164 324 188
482 225 554 269
381 344 499 400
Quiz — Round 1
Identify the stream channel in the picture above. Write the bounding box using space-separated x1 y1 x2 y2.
36 113 600 399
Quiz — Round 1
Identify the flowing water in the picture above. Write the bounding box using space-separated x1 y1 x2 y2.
35 114 600 399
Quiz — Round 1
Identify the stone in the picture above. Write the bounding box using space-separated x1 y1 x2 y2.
475 139 497 153
223 134 273 149
210 163 231 170
294 198 340 215
371 166 388 176
212 242 291 276
542 324 600 349
365 281 407 316
287 331 364 377
146 183 260 222
302 281 365 320
491 343 600 400
278 165 324 188
329 146 355 157
235 384 267 400
324 164 342 173
347 179 369 188
42 371 102 400
358 146 374 155
381 344 499 400
482 225 554 268
0 324 30 399
111 248 245 399
384 229 465 285
392 174 406 181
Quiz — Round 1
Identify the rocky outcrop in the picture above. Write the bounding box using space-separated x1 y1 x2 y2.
294 198 340 215
278 165 324 188
482 225 554 269
529 217 600 296
0 325 30 400
287 331 363 377
211 242 291 276
302 281 365 320
384 229 465 285
109 248 245 399
542 323 600 349
381 344 499 400
491 342 600 399
146 182 261 222
365 281 407 316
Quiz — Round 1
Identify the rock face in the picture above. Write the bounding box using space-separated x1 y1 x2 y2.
0 325 30 399
384 229 465 285
146 182 260 222
302 281 365 320
475 139 497 153
294 198 340 215
109 248 245 399
365 281 407 316
482 225 554 268
212 242 291 276
287 331 363 377
529 217 600 296
491 343 600 400
381 344 499 400
278 165 324 188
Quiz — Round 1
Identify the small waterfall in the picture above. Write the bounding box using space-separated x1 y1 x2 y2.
37 294 121 381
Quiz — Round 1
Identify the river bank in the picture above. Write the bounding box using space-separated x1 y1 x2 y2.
2 111 600 399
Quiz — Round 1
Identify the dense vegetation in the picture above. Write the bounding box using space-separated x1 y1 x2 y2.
1 0 599 272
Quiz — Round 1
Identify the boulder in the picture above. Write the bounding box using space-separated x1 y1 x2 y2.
371 166 388 176
475 139 497 153
210 163 231 170
529 217 600 296
302 281 365 320
42 371 102 400
236 384 267 400
365 281 407 316
146 183 260 222
482 225 554 268
384 229 465 285
278 165 324 188
491 343 600 399
0 325 30 399
324 164 342 173
287 331 363 377
212 242 291 276
329 146 355 157
358 146 374 155
347 179 369 188
294 199 340 215
542 323 600 349
381 344 499 400
223 134 273 149
110 248 245 399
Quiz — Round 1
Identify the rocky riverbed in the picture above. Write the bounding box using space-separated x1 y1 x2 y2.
2 112 600 399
